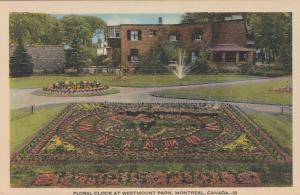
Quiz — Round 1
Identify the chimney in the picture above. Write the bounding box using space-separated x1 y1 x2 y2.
158 17 163 25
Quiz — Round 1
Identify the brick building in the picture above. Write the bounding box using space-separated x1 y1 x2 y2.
107 18 254 72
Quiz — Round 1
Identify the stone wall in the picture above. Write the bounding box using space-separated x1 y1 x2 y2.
9 45 65 73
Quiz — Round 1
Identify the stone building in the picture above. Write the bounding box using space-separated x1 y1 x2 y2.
107 17 254 72
9 45 65 74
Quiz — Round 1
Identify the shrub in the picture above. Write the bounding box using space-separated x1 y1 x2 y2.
190 51 209 73
264 70 288 77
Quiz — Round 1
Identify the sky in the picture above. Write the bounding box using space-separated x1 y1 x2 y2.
52 13 184 25
52 13 184 44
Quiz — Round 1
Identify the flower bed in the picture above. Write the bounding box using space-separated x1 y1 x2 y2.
32 81 119 97
32 171 261 187
11 103 290 166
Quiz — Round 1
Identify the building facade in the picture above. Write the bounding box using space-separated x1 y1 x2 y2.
107 18 255 72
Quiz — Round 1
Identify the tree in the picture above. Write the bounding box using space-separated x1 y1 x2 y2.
246 13 292 70
9 13 107 46
62 15 105 46
137 40 182 74
190 50 210 73
82 16 106 36
9 13 61 45
65 36 89 74
10 43 34 77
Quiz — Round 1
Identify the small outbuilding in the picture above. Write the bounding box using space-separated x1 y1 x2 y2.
210 44 254 71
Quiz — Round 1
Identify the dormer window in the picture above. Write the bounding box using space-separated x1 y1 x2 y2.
127 30 142 41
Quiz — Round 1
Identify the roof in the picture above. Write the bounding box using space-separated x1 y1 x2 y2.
211 44 252 52
107 19 245 28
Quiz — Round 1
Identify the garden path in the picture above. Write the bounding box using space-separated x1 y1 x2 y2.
10 76 292 114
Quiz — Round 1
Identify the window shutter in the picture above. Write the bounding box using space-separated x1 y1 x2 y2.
191 33 195 40
128 55 131 61
138 30 142 40
176 33 180 41
127 30 131 40
153 30 156 36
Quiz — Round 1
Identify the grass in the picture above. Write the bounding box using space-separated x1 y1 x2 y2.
10 74 261 89
152 77 292 105
10 104 68 154
246 110 292 155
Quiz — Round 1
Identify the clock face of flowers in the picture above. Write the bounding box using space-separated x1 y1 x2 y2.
11 103 289 164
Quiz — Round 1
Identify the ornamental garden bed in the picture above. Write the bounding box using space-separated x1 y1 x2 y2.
10 102 292 187
32 81 119 97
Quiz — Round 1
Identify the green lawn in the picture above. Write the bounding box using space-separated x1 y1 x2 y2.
246 111 292 155
10 74 261 89
152 77 292 105
10 104 67 154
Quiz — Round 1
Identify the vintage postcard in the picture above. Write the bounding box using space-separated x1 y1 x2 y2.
0 1 299 195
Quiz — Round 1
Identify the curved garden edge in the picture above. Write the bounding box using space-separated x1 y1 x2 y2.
31 88 120 97
150 93 293 107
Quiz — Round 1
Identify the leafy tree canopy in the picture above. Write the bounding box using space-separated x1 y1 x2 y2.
10 13 106 46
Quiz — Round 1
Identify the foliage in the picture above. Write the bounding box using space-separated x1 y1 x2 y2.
246 13 292 70
190 50 210 73
65 36 89 73
137 40 183 74
9 13 106 46
95 55 112 67
43 135 76 153
9 13 63 45
62 15 92 46
247 66 289 77
9 43 34 77
223 134 256 152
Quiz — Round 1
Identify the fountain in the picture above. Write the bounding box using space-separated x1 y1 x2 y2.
171 49 192 79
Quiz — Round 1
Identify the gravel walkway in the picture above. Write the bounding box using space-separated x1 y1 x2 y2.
10 77 292 114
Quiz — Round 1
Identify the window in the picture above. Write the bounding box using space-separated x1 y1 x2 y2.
239 52 248 62
169 32 180 42
128 49 139 62
213 52 223 62
193 29 203 41
108 26 120 38
225 52 236 62
191 51 198 63
127 30 142 41
131 31 139 41
149 30 156 37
